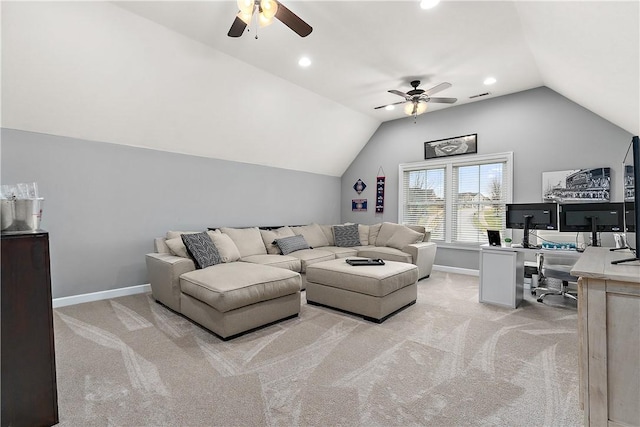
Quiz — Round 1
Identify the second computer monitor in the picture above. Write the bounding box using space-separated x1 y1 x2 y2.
505 203 558 248
559 202 624 247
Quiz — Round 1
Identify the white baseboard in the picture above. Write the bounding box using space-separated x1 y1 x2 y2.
432 265 479 277
52 284 151 308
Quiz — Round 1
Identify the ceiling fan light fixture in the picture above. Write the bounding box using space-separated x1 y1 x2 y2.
260 0 278 19
237 10 253 25
404 101 427 116
237 0 255 15
258 12 274 27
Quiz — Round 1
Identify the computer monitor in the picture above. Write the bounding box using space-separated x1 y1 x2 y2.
559 202 624 247
505 203 558 248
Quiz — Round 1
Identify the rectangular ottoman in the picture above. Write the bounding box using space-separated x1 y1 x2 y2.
179 262 301 340
305 258 418 323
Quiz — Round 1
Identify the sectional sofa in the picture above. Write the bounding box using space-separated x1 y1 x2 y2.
145 222 437 339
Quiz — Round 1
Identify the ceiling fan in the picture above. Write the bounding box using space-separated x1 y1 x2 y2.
375 80 457 118
228 0 313 38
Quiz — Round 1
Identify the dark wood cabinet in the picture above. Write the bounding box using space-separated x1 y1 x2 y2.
1 231 58 427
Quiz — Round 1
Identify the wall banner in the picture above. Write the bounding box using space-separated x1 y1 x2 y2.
376 170 385 213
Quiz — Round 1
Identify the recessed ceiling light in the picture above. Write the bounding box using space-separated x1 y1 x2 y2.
420 0 440 10
385 105 395 111
298 57 311 67
484 77 497 85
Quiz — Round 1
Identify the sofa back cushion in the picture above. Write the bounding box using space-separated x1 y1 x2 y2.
358 224 370 246
319 224 335 246
164 231 200 258
375 222 403 247
220 227 267 257
291 223 330 248
260 226 296 255
332 224 361 247
386 226 425 250
166 237 190 258
368 223 383 245
406 225 427 242
207 231 241 263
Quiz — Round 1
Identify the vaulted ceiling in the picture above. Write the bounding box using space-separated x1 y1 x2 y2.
2 1 638 177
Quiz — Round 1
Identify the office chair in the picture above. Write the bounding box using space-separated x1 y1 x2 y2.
534 253 578 303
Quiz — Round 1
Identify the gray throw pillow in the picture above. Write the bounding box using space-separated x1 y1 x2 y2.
181 232 222 269
333 224 361 247
274 235 310 255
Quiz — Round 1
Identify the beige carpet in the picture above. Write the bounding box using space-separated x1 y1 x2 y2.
53 271 582 426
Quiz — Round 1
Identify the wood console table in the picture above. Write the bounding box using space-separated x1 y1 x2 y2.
571 247 640 427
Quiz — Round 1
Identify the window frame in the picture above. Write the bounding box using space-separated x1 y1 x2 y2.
398 151 513 247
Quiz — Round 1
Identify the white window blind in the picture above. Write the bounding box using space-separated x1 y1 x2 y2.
399 152 513 245
402 168 446 240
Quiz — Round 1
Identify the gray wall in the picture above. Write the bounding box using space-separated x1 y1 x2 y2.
1 129 341 298
341 87 633 270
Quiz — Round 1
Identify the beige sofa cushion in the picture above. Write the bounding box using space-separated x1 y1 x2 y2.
358 224 370 246
165 238 189 258
291 223 330 248
319 224 335 246
406 225 427 242
220 227 267 257
287 248 335 273
260 226 296 254
386 227 424 250
241 254 302 272
180 263 300 313
368 223 382 245
375 222 404 247
164 231 201 257
207 231 241 263
356 246 412 263
320 246 359 258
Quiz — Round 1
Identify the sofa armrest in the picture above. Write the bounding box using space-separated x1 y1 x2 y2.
145 253 195 312
402 241 437 280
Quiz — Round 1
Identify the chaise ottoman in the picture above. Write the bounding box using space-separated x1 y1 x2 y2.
305 258 418 323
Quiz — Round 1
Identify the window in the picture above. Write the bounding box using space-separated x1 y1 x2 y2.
400 152 513 245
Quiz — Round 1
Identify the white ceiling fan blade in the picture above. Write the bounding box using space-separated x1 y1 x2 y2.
424 82 452 96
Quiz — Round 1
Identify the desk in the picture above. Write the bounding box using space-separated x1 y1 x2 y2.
571 247 640 427
479 244 581 308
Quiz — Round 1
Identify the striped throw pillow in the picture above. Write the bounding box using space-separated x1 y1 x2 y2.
333 224 361 247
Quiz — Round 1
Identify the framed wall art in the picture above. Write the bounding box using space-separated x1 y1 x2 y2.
352 199 367 212
424 134 477 159
542 167 611 202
